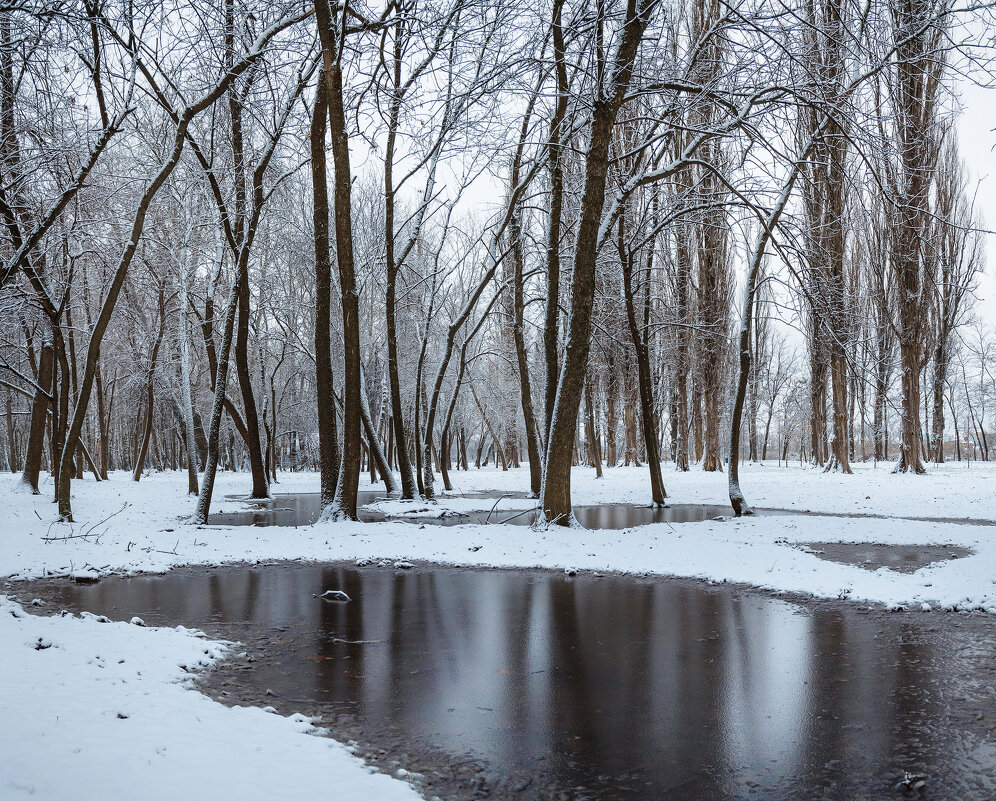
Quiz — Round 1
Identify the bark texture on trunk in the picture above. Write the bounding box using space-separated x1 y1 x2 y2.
510 156 542 496
21 342 54 493
543 0 568 441
619 215 666 503
225 0 268 500
132 287 166 481
316 0 362 519
541 0 655 524
310 75 341 508
888 0 942 474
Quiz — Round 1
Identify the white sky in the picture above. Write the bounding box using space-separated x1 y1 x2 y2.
957 76 996 326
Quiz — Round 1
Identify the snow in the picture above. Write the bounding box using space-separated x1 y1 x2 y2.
2 461 995 798
0 595 421 801
3 463 994 612
317 589 352 601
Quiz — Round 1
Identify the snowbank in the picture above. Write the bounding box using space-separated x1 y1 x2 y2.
0 595 421 800
2 464 994 612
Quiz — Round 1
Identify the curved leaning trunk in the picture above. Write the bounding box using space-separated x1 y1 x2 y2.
192 269 242 524
360 369 397 494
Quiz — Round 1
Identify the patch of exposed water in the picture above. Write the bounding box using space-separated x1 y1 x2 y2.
796 542 974 574
20 563 996 801
208 491 780 529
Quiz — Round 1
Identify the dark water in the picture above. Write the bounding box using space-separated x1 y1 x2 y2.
798 542 974 574
209 491 752 529
31 564 995 800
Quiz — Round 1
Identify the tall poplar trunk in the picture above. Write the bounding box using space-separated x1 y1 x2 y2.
605 352 618 467
541 0 655 523
225 0 268 499
888 0 941 474
311 75 341 508
510 166 542 496
382 14 419 500
316 0 362 519
543 0 568 440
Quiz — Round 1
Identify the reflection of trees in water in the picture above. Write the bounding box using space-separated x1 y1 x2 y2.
48 566 954 799
790 608 941 797
485 576 734 795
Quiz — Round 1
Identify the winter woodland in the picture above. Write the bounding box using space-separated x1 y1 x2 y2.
0 0 995 520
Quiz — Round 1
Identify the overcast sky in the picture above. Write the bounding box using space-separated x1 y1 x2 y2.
956 70 995 326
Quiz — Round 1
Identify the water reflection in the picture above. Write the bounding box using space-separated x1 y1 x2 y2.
38 564 977 799
208 491 754 529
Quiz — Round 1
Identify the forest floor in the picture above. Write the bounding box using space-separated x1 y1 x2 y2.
2 460 994 799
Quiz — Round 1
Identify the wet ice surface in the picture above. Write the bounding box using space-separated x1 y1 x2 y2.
797 542 974 574
27 563 996 801
208 491 781 529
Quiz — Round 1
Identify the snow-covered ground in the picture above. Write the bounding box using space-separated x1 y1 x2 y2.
3 461 994 611
0 596 421 800
2 460 995 799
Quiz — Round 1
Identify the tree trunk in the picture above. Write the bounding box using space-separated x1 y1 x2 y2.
930 346 946 463
311 74 341 509
543 0 568 440
827 349 852 472
810 340 828 466
540 0 654 524
510 209 542 495
132 288 166 481
193 269 242 523
619 215 666 503
383 49 418 500
360 369 397 493
225 0 268 500
21 342 53 493
584 375 602 478
605 353 618 467
895 340 926 473
316 0 362 520
4 389 16 472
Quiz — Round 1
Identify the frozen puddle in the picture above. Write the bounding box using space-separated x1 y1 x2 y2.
26 562 996 801
797 542 973 573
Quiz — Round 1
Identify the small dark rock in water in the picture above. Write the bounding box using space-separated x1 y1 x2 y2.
894 772 928 793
